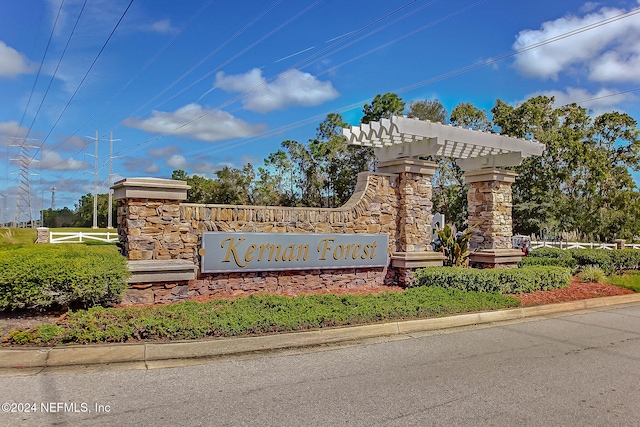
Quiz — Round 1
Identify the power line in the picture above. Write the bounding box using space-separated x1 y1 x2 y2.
16 0 65 136
43 3 640 203
25 0 88 139
43 0 217 163
162 6 640 161
560 88 640 107
91 0 418 158
31 0 135 162
124 0 284 123
114 0 429 157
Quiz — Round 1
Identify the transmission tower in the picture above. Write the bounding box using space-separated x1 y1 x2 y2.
10 138 39 228
51 187 56 210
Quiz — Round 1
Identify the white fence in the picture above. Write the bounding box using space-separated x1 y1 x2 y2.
50 231 118 244
530 241 640 250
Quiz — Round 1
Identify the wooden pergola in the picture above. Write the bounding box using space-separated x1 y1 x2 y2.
342 115 545 171
343 115 546 268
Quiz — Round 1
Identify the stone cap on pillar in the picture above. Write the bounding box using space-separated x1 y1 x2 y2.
376 158 437 175
390 251 446 268
463 169 517 184
112 178 190 201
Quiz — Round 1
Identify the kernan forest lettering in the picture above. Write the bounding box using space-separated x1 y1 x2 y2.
221 237 379 268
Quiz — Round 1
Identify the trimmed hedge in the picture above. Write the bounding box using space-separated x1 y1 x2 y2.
0 245 129 310
609 249 640 272
519 256 578 269
6 287 521 345
413 266 571 294
567 249 614 275
526 247 640 274
528 247 573 259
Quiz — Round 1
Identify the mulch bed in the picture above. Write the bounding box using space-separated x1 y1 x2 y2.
509 277 634 307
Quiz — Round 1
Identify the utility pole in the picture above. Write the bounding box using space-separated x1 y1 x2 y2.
9 137 39 228
107 132 121 229
1 194 6 227
86 131 100 229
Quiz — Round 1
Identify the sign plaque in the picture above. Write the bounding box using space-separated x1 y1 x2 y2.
201 232 389 273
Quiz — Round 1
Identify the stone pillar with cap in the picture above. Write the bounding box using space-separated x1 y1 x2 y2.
465 168 523 268
112 178 192 261
35 227 49 243
377 158 445 286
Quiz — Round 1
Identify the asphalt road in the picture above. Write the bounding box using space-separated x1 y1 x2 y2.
2 304 640 426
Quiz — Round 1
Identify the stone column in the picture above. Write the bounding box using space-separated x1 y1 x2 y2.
377 159 445 286
112 178 192 261
35 227 49 243
465 169 522 268
614 239 626 250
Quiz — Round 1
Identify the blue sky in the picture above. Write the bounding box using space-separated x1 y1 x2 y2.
1 0 640 222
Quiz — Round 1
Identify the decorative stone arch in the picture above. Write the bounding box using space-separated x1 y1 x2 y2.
342 115 545 268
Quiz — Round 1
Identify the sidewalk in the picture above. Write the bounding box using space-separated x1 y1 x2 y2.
2 293 639 373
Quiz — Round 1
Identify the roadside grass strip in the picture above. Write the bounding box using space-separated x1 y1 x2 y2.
609 271 640 293
6 287 520 345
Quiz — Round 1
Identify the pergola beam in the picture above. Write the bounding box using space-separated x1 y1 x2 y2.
342 116 545 166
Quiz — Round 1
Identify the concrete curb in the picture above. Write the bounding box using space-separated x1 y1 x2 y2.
2 294 640 370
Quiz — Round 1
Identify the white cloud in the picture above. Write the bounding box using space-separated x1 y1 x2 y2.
0 121 29 147
143 164 160 174
124 104 267 142
143 19 177 34
580 2 600 13
192 161 219 174
513 6 640 83
522 86 636 115
122 156 157 174
148 145 181 158
33 150 91 171
214 68 339 113
589 48 640 82
51 135 89 152
166 154 188 169
0 41 32 78
240 154 261 166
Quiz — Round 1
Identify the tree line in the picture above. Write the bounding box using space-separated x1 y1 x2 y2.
63 94 639 241
43 193 116 228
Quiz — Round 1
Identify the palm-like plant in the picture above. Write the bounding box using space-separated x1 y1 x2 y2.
434 223 477 267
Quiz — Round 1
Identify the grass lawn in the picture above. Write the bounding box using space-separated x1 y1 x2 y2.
0 228 37 245
0 227 117 246
609 271 640 293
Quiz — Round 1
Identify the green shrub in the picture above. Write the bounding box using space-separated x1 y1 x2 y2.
568 249 614 275
528 247 640 274
413 266 571 294
7 287 521 345
529 248 573 259
519 256 578 269
577 266 607 283
609 249 640 272
0 245 129 310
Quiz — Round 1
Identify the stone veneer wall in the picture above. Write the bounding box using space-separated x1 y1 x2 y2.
466 170 515 251
118 172 411 302
182 172 398 252
397 171 433 252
